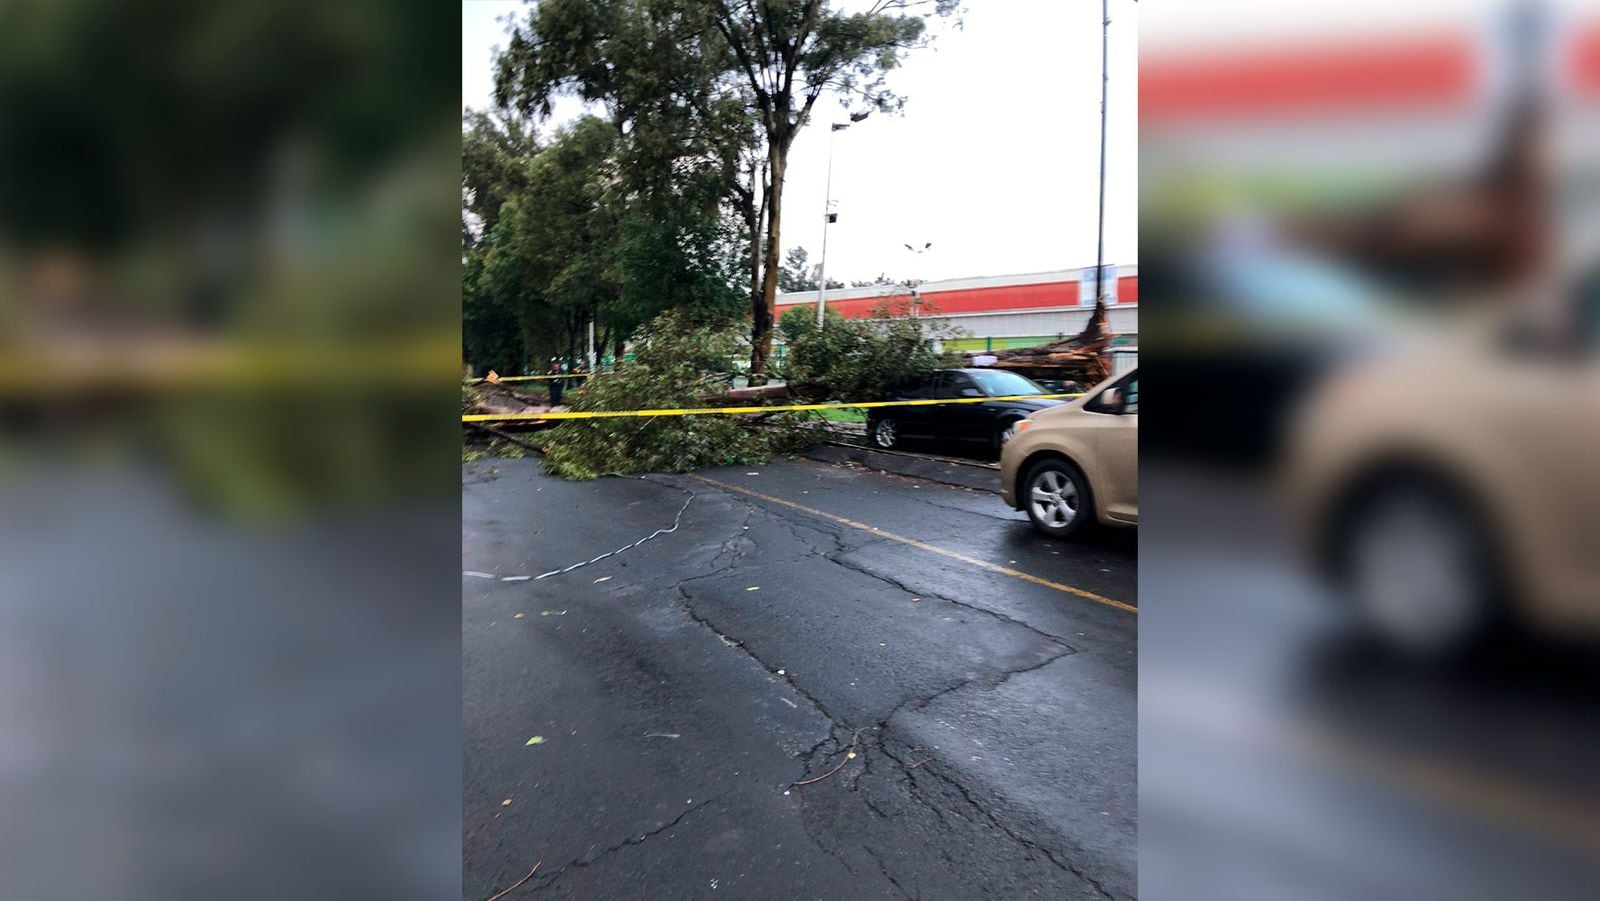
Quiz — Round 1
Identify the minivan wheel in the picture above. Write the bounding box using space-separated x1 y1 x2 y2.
1024 460 1092 538
871 416 899 449
1335 479 1499 656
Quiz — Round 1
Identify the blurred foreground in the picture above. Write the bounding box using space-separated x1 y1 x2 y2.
0 2 459 898
1142 2 1600 898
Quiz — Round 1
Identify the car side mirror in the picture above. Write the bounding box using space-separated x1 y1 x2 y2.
961 387 983 398
1098 387 1125 414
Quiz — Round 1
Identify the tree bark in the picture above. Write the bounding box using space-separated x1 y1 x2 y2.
741 158 766 385
750 147 786 385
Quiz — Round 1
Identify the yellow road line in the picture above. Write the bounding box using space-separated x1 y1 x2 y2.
1146 676 1600 855
462 393 1083 423
689 474 1136 615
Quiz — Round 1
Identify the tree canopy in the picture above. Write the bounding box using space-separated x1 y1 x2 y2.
778 246 843 293
491 0 959 381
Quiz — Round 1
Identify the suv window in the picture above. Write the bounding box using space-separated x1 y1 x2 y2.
896 373 939 400
968 369 1045 397
938 372 980 398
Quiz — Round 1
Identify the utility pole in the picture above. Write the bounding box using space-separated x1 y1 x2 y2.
1096 0 1110 305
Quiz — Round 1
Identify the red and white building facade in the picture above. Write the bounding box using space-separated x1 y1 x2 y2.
774 266 1139 354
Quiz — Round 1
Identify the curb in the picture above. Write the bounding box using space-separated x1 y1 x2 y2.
805 444 1001 494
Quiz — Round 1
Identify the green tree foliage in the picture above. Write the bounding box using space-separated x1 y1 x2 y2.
470 116 623 370
779 246 816 293
705 0 957 381
784 300 957 401
541 310 791 479
494 1 958 383
778 245 843 293
850 272 899 287
777 302 841 344
462 110 538 249
461 106 748 375
477 0 757 374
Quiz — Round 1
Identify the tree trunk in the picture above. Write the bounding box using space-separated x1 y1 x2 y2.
750 148 786 385
742 158 766 385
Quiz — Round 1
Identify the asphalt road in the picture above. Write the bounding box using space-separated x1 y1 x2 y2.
1139 463 1600 901
463 457 1137 900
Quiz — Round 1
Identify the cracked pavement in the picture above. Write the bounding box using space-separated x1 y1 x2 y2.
463 457 1136 900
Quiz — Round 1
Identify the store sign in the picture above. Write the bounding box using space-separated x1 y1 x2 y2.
1079 265 1118 305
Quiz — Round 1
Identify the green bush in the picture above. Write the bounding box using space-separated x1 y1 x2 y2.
541 310 791 480
777 303 841 344
783 302 959 401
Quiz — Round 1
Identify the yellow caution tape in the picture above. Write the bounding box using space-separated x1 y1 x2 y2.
462 393 1084 423
480 373 594 383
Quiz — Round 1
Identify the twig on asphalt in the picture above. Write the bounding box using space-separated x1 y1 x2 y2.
792 730 861 787
907 758 931 770
485 860 541 901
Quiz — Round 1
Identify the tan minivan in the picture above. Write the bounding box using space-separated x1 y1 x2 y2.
1285 295 1600 654
1000 369 1139 537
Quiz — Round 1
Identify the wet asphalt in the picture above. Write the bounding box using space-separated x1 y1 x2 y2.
463 456 1137 900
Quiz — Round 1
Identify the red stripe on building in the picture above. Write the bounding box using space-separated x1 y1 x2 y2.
775 276 1139 319
1568 21 1600 98
1141 34 1478 124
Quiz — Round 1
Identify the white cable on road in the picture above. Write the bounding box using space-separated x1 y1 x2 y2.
532 487 695 581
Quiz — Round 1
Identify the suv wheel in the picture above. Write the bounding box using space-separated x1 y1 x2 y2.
1024 460 1092 538
871 416 899 449
994 419 1023 452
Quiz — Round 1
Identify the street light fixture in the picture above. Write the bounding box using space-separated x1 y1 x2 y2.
902 241 932 317
816 111 870 326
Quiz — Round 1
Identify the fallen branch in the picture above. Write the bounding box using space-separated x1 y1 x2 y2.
485 860 541 901
468 423 544 453
792 730 862 787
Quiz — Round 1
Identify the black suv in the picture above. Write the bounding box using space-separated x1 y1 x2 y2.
866 368 1067 454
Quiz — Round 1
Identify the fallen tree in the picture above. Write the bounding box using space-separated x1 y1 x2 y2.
962 299 1115 385
463 378 549 419
540 311 812 480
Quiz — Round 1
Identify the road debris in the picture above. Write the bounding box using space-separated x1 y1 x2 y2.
792 731 862 788
485 860 541 901
532 487 694 581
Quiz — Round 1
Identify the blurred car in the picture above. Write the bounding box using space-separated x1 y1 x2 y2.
1144 236 1394 467
1000 369 1139 537
866 368 1066 453
1286 282 1600 654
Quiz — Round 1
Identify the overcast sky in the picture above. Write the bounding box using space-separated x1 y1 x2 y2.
462 1 1138 284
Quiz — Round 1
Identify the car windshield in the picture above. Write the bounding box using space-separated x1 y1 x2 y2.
967 369 1046 397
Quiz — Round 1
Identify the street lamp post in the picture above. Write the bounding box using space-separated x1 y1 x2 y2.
902 242 932 317
1095 0 1109 305
817 111 869 326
